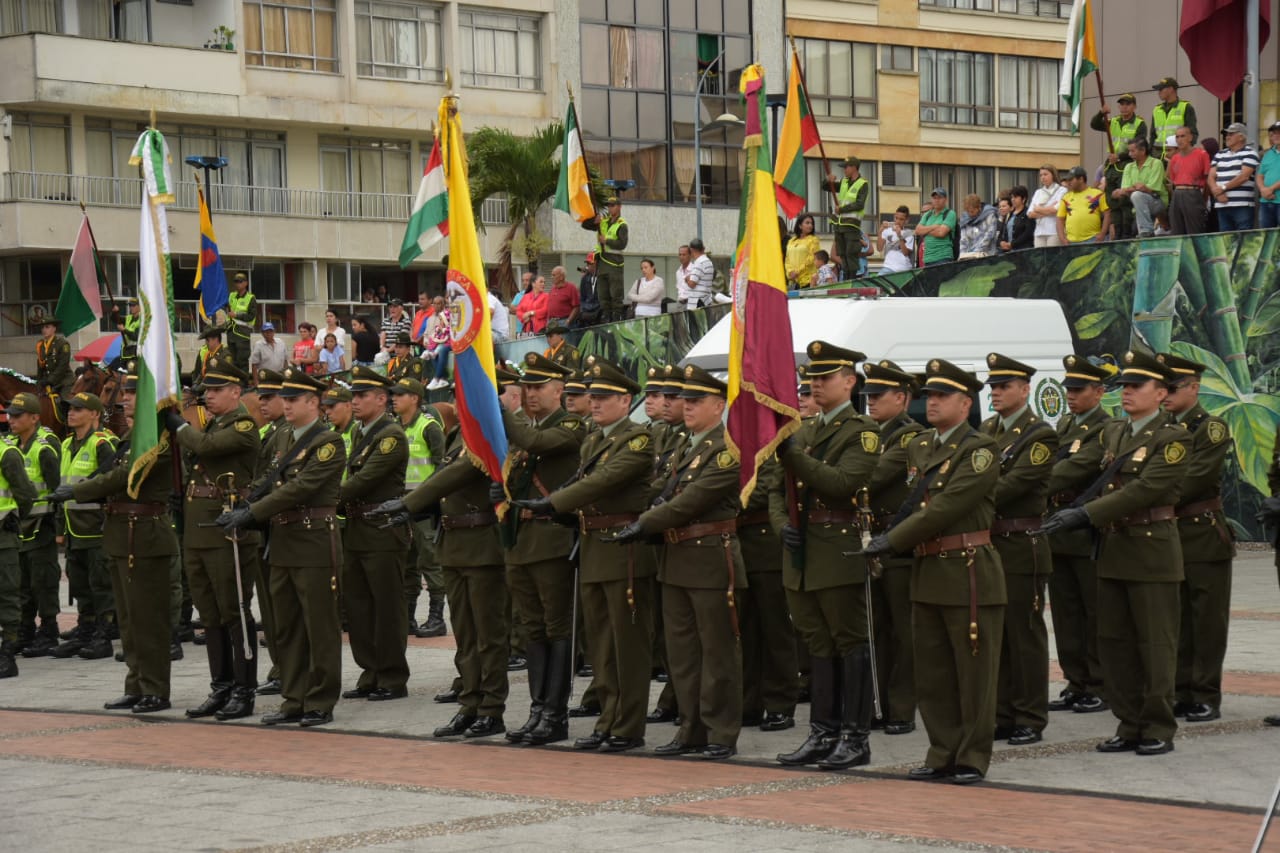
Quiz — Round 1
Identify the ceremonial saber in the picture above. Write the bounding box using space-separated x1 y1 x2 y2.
218 473 255 660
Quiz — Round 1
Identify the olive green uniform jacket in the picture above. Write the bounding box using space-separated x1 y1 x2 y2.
248 422 346 566
339 416 409 551
176 404 261 550
502 407 585 564
1172 404 1235 563
1046 406 1115 557
404 431 503 568
979 407 1057 575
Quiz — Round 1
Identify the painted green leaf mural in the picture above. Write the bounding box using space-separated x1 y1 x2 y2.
1060 250 1105 283
938 261 1015 298
1075 310 1119 340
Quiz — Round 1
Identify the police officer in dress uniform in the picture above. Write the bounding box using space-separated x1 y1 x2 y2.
544 323 582 371
0 433 36 678
517 358 656 752
612 365 745 761
864 359 1004 785
192 325 226 383
772 342 881 770
322 385 356 456
338 366 412 702
219 368 346 727
1040 351 1187 756
9 393 62 658
981 353 1058 747
387 333 424 383
1046 356 1116 713
166 356 263 720
390 378 447 638
494 352 585 745
1161 352 1235 723
36 317 73 414
56 363 180 713
251 369 287 696
862 360 924 734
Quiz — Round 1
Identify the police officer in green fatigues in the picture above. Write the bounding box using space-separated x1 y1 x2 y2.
1161 353 1235 722
865 359 1004 785
339 367 412 701
0 437 36 677
390 378 447 638
168 355 263 720
980 354 1057 747
1089 93 1148 239
519 358 656 752
1046 355 1116 713
773 343 880 770
221 368 346 727
59 364 180 713
226 273 257 373
822 158 869 277
495 352 586 745
9 393 62 658
862 360 924 735
251 369 287 696
53 392 118 660
610 365 743 761
1041 351 1187 756
583 198 628 323
387 333 424 384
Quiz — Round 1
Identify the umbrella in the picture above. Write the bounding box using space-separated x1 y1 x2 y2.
74 333 122 364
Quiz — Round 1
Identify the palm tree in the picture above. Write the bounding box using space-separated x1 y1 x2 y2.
468 122 565 299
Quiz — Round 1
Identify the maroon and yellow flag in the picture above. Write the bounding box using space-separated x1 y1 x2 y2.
726 64 801 504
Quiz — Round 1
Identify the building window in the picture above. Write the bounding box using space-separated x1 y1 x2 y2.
6 113 70 175
795 38 877 119
355 1 444 82
998 0 1070 18
919 0 994 10
881 162 914 188
319 137 413 219
243 0 338 73
919 49 993 126
919 164 995 207
881 45 913 72
0 0 59 34
999 57 1070 131
998 168 1040 194
459 9 541 91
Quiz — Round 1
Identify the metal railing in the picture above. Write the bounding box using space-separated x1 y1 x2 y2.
2 172 510 225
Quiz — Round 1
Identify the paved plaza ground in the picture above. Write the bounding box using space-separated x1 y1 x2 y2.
3 551 1280 852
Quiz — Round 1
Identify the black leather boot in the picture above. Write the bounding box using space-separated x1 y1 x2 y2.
52 622 94 658
818 646 874 770
76 617 114 660
778 656 839 765
526 638 572 745
187 626 233 718
416 594 447 638
22 621 59 658
0 639 18 679
217 615 258 720
507 640 548 743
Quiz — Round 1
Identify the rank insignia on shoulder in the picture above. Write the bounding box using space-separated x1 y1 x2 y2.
316 443 335 462
1163 441 1186 464
1207 421 1227 444
564 418 581 431
1069 439 1081 454
235 420 255 432
900 433 912 448
861 432 880 453
716 450 735 469
628 434 650 451
1133 447 1148 464
379 436 398 455
939 459 951 475
971 448 993 472
1029 442 1051 465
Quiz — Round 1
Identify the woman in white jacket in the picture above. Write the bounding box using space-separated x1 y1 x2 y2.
627 258 666 318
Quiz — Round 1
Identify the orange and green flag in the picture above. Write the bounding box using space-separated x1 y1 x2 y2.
775 48 822 218
1059 0 1099 131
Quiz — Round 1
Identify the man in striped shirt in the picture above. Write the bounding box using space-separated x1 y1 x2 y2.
1209 123 1259 232
381 299 413 354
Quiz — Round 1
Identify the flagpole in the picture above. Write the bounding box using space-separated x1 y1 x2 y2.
1093 71 1116 157
566 81 599 217
788 35 840 215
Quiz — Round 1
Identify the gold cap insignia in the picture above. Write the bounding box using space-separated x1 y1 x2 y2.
1124 352 1135 364
1156 353 1166 363
592 365 602 376
929 359 940 372
811 342 822 355
76 393 89 403
525 352 538 364
987 353 998 366
1066 355 1076 367
879 360 890 368
259 369 268 379
586 354 598 365
127 360 137 372
284 369 294 378
648 367 657 377
685 365 695 377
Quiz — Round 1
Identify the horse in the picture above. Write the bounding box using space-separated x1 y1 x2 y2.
0 367 66 440
70 362 128 438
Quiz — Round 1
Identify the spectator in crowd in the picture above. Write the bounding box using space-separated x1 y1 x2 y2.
375 284 391 303
488 290 511 343
995 196 1012 251
381 298 412 352
785 214 822 288
544 266 581 328
957 193 999 259
1151 76 1198 159
292 322 319 373
411 292 434 345
1000 186 1034 252
1257 121 1280 228
349 314 381 367
511 272 534 312
915 188 957 266
1210 122 1259 232
317 333 346 375
424 298 452 389
321 310 347 352
1113 138 1168 237
627 259 666 318
1167 126 1212 235
683 238 716 308
1091 93 1147 239
878 206 916 274
674 244 694 307
519 275 548 334
362 288 377 304
1029 165 1068 247
1056 166 1111 244
577 253 602 327
1201 136 1223 231
249 321 289 374
813 250 838 285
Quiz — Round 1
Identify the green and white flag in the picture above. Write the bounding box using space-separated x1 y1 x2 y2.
126 128 180 498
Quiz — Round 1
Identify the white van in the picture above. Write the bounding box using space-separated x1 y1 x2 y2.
683 296 1076 425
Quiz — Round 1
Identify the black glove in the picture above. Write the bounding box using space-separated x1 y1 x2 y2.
164 409 186 433
370 498 406 516
378 511 412 529
215 506 254 532
780 523 804 553
777 436 795 458
862 532 892 557
1256 495 1280 524
604 521 645 544
1037 507 1091 535
512 496 553 515
50 483 76 503
169 491 184 516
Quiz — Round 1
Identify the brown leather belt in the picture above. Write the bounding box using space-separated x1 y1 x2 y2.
991 516 1042 536
913 529 992 558
663 518 737 544
807 508 858 525
1173 185 1205 190
271 506 338 526
1175 497 1223 517
736 510 771 528
1050 490 1079 506
186 484 250 500
579 512 639 532
104 501 168 517
441 511 497 530
343 502 393 520
1113 505 1175 528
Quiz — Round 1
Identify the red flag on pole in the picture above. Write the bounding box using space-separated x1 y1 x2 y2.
1179 0 1270 101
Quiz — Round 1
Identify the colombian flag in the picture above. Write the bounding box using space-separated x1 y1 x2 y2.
192 184 228 323
727 65 801 504
439 95 508 483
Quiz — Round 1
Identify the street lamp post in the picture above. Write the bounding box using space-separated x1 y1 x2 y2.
184 154 229 217
693 51 747 243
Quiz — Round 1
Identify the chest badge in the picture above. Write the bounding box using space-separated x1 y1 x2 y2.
1132 447 1148 464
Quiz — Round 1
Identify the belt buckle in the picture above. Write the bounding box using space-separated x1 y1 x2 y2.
664 529 679 545
302 513 313 530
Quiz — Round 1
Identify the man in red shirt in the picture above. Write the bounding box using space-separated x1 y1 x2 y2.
543 266 580 329
411 291 435 346
1166 126 1211 235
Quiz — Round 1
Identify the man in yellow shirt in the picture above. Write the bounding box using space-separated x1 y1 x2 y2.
1056 167 1111 244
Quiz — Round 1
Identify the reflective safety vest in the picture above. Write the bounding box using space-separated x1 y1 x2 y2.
595 217 626 267
1151 101 1189 151
403 412 441 490
334 422 355 483
1109 115 1145 156
61 430 116 539
227 291 256 339
0 445 19 519
19 435 57 538
833 177 868 227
